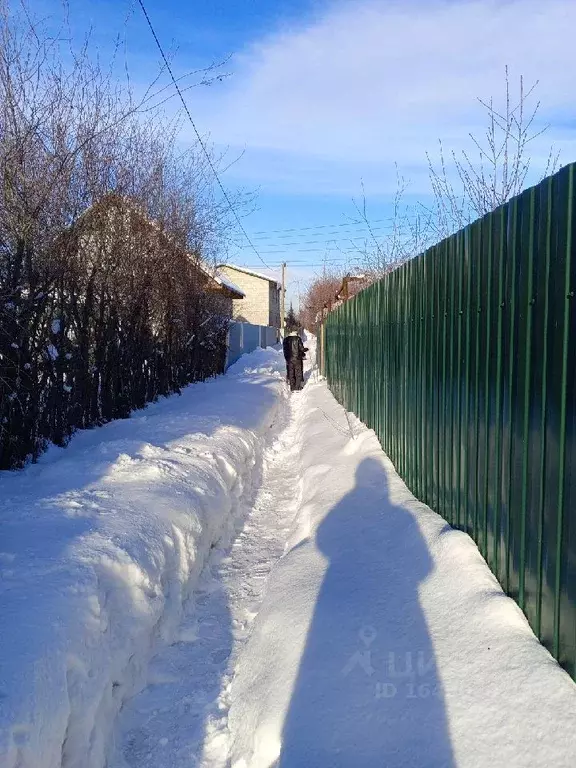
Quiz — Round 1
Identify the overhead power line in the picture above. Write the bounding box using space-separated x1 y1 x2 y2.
245 264 357 269
240 264 358 269
238 246 370 254
236 229 395 248
248 223 396 242
136 0 271 271
250 217 397 236
244 255 360 261
237 234 391 249
238 259 362 268
239 256 362 269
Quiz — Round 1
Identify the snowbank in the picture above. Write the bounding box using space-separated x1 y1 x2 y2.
227 367 576 767
0 347 287 768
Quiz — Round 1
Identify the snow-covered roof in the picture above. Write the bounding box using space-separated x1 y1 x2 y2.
213 272 246 298
195 262 245 297
217 263 280 287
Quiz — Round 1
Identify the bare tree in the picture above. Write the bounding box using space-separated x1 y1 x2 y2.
350 69 559 276
0 0 242 469
348 171 432 279
426 67 560 238
300 272 345 333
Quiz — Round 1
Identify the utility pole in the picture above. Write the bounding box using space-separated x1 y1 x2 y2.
280 262 286 337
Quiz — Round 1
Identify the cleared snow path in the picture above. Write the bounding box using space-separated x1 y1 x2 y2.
4 339 576 768
225 342 576 768
112 338 576 768
109 385 305 768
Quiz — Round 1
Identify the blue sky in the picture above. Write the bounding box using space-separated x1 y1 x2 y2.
25 0 576 308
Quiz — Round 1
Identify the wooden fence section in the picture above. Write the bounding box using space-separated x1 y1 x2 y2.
323 163 576 676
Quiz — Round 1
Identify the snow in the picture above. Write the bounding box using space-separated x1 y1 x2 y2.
225 343 576 768
47 343 58 360
107 372 303 768
2 338 576 768
0 348 287 768
51 319 62 335
213 272 246 298
217 264 280 287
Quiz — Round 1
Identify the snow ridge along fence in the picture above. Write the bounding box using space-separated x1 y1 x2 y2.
323 163 576 677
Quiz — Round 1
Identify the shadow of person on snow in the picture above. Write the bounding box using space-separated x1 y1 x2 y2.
279 457 455 767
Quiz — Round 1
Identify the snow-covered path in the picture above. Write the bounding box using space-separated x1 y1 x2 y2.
109 341 576 768
3 340 576 768
109 390 306 768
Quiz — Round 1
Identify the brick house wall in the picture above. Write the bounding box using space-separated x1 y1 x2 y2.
268 280 281 328
218 265 280 328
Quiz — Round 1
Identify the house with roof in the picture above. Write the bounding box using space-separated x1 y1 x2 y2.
69 193 245 319
204 269 245 319
216 264 281 329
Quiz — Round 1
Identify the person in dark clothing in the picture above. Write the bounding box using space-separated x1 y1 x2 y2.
283 329 308 391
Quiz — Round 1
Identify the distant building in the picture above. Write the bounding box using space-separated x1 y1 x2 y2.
333 273 370 307
314 274 371 324
216 264 281 328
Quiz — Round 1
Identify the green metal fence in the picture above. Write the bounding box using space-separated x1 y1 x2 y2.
324 163 576 677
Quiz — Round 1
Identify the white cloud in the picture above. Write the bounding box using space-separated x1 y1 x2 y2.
194 0 576 197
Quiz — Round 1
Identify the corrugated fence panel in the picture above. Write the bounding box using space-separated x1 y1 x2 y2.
323 163 576 677
226 322 278 368
560 167 576 677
